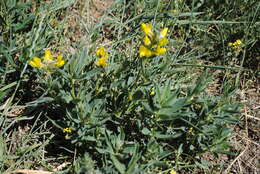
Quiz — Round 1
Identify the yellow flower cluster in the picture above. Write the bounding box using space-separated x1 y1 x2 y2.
28 50 65 69
139 23 169 58
228 39 242 52
63 127 72 133
29 25 170 70
96 46 109 67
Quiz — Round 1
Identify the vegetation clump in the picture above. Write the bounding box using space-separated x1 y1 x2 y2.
0 0 258 174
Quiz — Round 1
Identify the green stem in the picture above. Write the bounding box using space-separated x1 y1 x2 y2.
235 49 246 87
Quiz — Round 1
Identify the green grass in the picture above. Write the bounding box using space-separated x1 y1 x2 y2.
0 0 259 174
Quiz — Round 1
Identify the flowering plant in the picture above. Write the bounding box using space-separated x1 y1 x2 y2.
139 23 169 57
28 50 65 69
96 46 109 67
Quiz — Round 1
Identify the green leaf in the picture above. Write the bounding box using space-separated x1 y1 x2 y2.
26 97 54 106
156 108 180 120
154 132 182 139
161 80 171 104
163 97 187 110
158 150 173 160
84 136 96 142
111 155 126 174
141 127 150 135
0 81 17 91
3 52 17 68
6 0 16 9
79 68 102 81
188 71 211 97
9 2 33 11
141 102 154 114
126 144 140 174
96 147 111 154
156 98 187 120
13 14 35 32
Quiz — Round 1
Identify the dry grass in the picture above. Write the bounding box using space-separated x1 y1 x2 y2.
224 79 259 174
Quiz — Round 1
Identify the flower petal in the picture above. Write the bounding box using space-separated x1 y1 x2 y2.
96 57 108 67
139 45 153 57
44 50 54 61
158 37 169 46
160 28 168 38
55 60 65 67
235 39 242 45
141 23 153 36
96 46 108 58
28 57 43 68
228 42 233 47
155 47 166 55
143 36 151 46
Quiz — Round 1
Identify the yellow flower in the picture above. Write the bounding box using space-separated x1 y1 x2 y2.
55 55 65 67
141 23 153 36
228 42 233 47
63 127 72 133
158 37 169 46
150 91 155 96
234 39 242 45
96 46 108 59
143 36 152 46
228 39 242 52
28 57 43 68
170 169 177 174
155 47 166 55
139 24 169 58
159 28 168 38
28 50 65 69
96 57 108 67
188 127 193 134
96 46 108 67
139 45 154 57
43 50 54 62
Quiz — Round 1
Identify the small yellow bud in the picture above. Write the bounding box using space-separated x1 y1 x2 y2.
150 91 155 96
63 127 72 133
188 127 193 134
228 42 233 47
